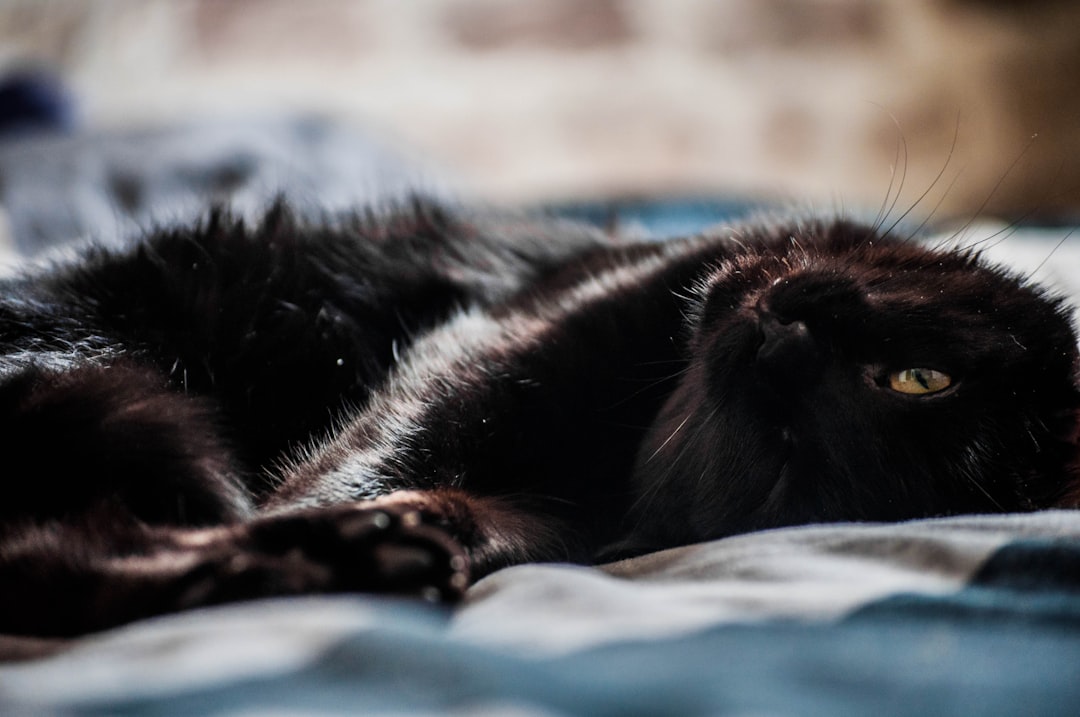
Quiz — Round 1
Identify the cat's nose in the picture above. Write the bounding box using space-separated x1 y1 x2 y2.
756 314 824 385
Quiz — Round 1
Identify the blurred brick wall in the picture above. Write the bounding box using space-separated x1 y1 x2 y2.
1 0 1078 219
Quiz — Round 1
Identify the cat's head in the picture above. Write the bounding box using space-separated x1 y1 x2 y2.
625 218 1080 550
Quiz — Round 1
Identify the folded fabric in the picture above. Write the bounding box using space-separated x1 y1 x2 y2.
1 511 1078 716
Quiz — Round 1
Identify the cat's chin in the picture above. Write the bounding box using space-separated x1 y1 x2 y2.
624 416 799 550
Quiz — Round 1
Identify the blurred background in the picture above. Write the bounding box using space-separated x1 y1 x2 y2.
0 0 1078 250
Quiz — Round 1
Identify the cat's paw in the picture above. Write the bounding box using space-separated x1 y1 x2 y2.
176 503 470 609
365 489 573 577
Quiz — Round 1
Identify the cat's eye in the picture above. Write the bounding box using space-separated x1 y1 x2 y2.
887 368 952 396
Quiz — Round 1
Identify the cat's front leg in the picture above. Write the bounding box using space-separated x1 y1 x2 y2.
176 501 471 608
0 501 469 637
170 486 565 615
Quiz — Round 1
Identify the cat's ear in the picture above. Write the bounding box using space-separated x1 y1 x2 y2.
1055 408 1080 509
1057 477 1080 509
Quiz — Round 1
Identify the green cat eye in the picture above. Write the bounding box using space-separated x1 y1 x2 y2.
888 368 952 396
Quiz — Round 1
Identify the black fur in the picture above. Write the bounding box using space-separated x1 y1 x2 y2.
1 200 1077 639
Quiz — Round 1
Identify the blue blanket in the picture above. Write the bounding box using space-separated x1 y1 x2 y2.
1 512 1078 716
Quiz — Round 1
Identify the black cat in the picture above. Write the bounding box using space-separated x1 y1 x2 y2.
1 200 1077 638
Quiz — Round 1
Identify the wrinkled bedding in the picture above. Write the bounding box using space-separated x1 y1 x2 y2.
1 512 1078 715
1 119 1078 716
